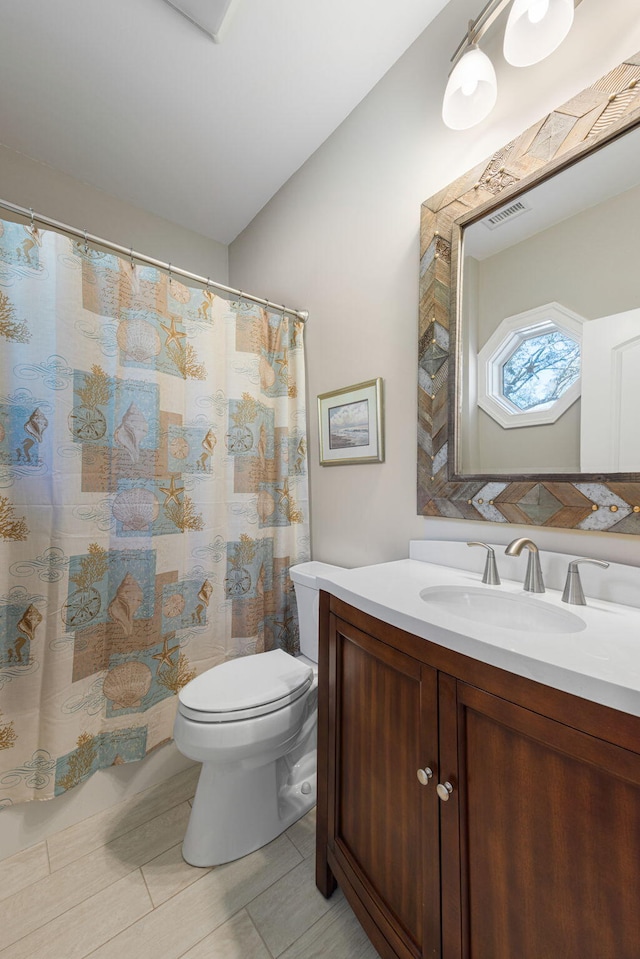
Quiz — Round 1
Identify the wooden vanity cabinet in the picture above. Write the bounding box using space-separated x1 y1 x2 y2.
316 592 640 959
318 611 441 959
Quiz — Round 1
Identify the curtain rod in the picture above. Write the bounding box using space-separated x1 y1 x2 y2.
0 197 309 323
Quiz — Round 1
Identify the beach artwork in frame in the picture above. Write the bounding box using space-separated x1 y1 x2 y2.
317 378 384 466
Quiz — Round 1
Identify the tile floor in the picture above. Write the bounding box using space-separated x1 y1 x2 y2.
0 765 381 959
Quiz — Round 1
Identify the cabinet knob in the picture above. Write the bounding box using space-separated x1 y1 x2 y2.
417 767 433 786
436 781 454 802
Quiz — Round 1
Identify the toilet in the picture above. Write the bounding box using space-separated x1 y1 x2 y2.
173 560 342 866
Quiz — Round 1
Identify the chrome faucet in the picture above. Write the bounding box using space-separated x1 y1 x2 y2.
505 537 544 593
467 542 501 585
561 558 609 605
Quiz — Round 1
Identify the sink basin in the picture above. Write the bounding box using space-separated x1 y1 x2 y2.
419 585 586 634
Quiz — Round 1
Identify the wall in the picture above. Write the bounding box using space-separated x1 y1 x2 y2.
229 0 640 570
0 143 228 282
0 143 222 860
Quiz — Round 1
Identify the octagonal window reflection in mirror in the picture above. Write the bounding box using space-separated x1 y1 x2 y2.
477 303 586 430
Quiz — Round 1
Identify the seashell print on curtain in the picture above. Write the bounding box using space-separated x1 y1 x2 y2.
0 217 309 805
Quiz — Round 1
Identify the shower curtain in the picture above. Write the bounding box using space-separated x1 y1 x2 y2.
0 217 310 806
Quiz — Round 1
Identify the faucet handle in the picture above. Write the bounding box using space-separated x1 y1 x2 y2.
561 558 610 606
467 542 501 585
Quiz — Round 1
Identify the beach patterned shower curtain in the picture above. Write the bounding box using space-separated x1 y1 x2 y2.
0 217 309 806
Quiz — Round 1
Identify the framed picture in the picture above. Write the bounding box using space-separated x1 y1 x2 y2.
317 378 384 466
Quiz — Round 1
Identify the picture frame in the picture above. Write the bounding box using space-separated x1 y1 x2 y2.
317 378 384 466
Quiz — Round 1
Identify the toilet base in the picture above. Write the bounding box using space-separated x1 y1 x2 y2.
182 748 317 867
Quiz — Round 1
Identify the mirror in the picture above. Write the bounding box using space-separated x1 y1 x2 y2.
418 51 640 533
458 124 640 476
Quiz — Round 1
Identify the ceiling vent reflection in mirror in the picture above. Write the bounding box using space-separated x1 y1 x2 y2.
484 199 531 229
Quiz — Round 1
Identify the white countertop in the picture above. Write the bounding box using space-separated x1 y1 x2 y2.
316 557 640 718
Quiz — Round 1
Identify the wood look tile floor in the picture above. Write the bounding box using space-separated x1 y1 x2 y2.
0 766 381 959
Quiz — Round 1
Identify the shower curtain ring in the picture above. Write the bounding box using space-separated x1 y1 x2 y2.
29 207 34 230
168 263 172 285
130 247 134 268
84 230 88 254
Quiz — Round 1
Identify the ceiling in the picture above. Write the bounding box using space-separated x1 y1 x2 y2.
0 0 453 244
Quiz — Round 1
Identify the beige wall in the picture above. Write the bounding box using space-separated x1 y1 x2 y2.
0 143 228 281
230 0 640 569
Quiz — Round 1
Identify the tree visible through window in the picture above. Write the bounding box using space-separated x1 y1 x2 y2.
502 330 581 412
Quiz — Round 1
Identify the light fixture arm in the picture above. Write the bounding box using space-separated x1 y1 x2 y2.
449 0 583 69
450 0 512 67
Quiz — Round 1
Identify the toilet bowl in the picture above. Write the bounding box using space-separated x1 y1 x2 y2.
173 560 342 866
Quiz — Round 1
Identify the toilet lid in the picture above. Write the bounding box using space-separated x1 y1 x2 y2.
178 649 313 721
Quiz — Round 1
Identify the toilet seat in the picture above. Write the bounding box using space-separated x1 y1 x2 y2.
178 648 314 723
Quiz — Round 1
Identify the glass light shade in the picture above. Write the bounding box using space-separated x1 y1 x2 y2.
442 45 498 131
503 0 574 67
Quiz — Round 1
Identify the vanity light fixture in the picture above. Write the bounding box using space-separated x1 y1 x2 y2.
503 0 574 66
442 41 498 130
443 0 579 130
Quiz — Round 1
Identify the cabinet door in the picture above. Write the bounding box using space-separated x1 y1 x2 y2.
444 679 640 959
328 614 441 959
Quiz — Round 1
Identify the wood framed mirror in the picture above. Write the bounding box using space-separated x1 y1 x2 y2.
418 52 640 533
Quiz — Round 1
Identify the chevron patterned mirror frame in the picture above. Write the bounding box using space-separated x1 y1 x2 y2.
418 51 640 533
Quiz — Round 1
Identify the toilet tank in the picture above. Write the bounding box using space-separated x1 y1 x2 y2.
289 561 344 663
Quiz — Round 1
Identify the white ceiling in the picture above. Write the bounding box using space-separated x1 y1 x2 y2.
0 0 453 244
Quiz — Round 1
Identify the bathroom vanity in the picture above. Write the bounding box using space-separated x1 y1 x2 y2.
315 544 640 959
